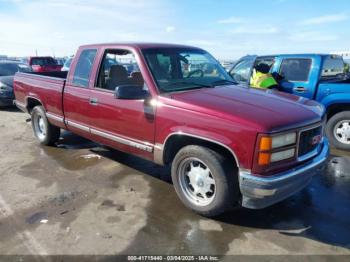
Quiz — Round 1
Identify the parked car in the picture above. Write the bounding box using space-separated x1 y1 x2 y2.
20 57 29 64
220 60 236 71
0 60 31 107
14 43 328 217
61 57 73 71
29 56 62 72
229 54 350 150
55 58 66 66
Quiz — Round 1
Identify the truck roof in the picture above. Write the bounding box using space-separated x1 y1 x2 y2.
79 42 203 50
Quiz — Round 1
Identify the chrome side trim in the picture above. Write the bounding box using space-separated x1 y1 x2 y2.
66 119 153 152
158 132 240 167
154 143 164 165
90 128 153 152
66 120 90 132
46 112 64 123
14 100 26 112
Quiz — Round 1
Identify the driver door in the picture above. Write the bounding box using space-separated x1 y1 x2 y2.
88 48 155 160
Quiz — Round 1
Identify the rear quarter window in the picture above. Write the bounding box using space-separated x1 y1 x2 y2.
321 56 345 78
72 49 97 88
279 58 312 82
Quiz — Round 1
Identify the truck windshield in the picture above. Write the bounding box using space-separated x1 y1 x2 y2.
143 48 235 93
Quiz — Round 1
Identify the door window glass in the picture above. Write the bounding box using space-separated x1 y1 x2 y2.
96 49 145 91
229 59 254 82
253 57 275 73
279 58 312 82
72 49 97 88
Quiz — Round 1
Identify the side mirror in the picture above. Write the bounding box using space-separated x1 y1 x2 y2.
114 85 149 100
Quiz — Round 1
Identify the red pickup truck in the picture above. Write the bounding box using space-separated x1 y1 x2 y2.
29 56 62 72
14 43 329 217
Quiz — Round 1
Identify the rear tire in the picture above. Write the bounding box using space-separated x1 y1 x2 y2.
326 111 350 151
31 106 60 146
171 145 239 217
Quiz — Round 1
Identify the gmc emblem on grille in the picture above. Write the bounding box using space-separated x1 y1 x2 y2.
310 135 322 145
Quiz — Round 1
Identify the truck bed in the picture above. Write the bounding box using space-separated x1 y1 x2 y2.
13 71 68 128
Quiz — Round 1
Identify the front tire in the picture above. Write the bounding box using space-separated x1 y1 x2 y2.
326 111 350 151
171 145 239 217
31 106 60 146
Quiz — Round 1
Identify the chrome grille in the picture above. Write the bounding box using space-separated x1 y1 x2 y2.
298 125 323 158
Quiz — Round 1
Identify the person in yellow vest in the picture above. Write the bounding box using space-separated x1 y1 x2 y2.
250 63 278 89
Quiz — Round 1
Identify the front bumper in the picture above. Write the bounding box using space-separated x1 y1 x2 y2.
239 138 329 209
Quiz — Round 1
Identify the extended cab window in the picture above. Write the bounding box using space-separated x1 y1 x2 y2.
72 49 97 88
321 55 345 78
279 58 312 82
96 49 144 91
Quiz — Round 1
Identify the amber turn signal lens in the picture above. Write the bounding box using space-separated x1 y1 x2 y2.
258 152 271 165
259 137 272 151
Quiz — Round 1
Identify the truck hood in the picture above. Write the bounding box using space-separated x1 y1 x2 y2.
166 85 324 132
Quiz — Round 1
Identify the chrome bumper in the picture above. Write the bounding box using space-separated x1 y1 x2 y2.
239 139 329 209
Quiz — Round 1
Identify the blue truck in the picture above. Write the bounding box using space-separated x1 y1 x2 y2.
229 54 350 150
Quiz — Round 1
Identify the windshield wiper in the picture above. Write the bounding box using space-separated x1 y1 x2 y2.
210 79 237 87
163 81 213 90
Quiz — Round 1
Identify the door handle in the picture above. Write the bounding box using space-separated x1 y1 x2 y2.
293 87 308 93
89 97 98 105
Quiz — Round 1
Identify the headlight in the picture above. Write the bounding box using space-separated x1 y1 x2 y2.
271 133 296 148
259 132 297 150
257 132 297 165
271 148 295 162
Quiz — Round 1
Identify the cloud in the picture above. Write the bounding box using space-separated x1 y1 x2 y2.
0 0 172 56
288 31 338 42
300 13 348 25
217 17 244 24
230 26 278 34
165 26 176 33
186 40 217 46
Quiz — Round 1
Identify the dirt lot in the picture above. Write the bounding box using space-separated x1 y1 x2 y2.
0 108 349 259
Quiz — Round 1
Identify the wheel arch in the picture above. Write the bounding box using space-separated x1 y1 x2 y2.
26 96 44 114
326 103 350 120
156 132 240 168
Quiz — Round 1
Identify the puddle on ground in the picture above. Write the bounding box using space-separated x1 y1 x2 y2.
49 191 80 206
25 212 48 224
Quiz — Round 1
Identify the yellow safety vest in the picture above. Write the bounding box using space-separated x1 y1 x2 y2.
250 69 278 89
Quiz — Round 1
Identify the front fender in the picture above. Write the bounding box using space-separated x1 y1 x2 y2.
154 124 255 170
319 93 350 109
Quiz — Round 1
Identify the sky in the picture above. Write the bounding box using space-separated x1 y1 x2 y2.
0 0 349 59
